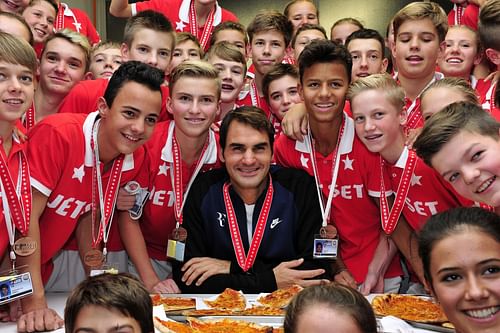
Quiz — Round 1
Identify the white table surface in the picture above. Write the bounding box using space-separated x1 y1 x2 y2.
0 293 448 333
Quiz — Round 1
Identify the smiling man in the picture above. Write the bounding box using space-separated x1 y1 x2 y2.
173 106 330 293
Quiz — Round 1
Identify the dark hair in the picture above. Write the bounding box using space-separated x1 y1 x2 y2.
298 39 352 83
247 10 294 47
123 10 174 50
291 23 327 49
414 102 500 167
0 11 34 45
345 28 385 56
104 61 164 107
478 0 500 50
210 21 248 48
262 63 298 104
419 207 500 286
64 273 153 333
284 284 377 333
219 106 275 153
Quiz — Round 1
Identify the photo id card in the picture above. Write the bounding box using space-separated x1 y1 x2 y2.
128 188 150 220
313 237 338 259
0 272 33 305
167 239 185 262
90 263 119 277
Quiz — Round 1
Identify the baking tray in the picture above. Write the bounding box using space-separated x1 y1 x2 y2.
408 320 455 333
167 314 284 326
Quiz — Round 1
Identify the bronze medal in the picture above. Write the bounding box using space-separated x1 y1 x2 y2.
13 237 37 256
84 249 104 268
320 225 337 239
172 227 187 242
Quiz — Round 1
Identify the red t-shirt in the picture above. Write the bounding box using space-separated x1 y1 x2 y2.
28 112 148 283
238 80 271 117
0 135 28 258
55 3 100 45
274 115 402 283
140 121 220 259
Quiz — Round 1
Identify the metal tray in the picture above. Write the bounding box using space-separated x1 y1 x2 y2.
408 320 455 333
167 315 284 327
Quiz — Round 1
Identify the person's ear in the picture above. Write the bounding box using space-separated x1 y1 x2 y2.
218 147 225 163
84 71 94 80
485 48 500 65
97 97 109 118
120 43 130 61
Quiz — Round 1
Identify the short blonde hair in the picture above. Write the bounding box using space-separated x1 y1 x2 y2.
169 60 221 101
42 29 91 71
206 41 247 73
393 2 448 42
347 73 405 112
421 77 479 105
0 31 37 73
175 32 203 58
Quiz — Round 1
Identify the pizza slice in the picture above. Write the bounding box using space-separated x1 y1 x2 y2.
239 306 286 316
181 309 234 317
257 285 303 308
153 317 193 333
150 295 196 312
187 317 274 333
204 288 246 311
371 294 448 323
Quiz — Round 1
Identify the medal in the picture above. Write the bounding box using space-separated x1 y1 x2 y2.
13 237 37 256
84 249 104 268
171 226 188 242
319 225 337 239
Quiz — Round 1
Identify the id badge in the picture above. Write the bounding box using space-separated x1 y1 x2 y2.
0 272 33 305
166 239 185 262
313 236 338 259
126 183 149 220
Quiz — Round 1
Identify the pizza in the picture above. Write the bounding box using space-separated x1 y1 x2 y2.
187 317 274 333
153 317 193 333
239 306 286 316
181 309 234 317
371 294 448 323
204 288 246 311
257 285 303 308
151 295 196 311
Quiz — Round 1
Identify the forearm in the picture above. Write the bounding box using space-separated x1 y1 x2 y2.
75 212 99 276
118 213 160 290
367 232 397 278
391 219 424 283
109 0 132 17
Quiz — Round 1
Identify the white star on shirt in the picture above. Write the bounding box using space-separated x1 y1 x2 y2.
72 22 82 32
158 163 170 176
300 154 309 169
176 20 186 31
72 164 85 183
411 173 422 186
343 156 354 170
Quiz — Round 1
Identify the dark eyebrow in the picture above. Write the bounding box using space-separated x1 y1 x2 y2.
437 258 500 275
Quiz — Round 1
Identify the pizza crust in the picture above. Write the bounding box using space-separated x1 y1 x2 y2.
371 294 448 323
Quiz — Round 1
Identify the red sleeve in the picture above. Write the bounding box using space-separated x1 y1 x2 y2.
72 8 100 44
58 79 107 114
463 4 479 31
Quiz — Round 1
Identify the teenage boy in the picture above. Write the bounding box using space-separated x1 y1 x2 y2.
262 63 301 137
209 21 248 56
274 40 402 293
64 273 153 333
21 0 58 58
86 41 123 80
53 0 100 45
0 32 62 333
349 73 475 291
119 61 221 293
173 106 330 293
414 101 500 214
58 10 174 118
291 23 327 63
206 42 246 122
0 0 28 14
27 61 163 291
109 0 237 51
391 2 447 131
0 11 33 45
239 11 293 117
346 29 388 83
25 29 90 131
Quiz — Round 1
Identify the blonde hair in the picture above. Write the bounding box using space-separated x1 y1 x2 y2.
421 77 479 105
175 32 203 58
43 29 91 71
0 32 37 73
91 41 121 57
347 73 405 112
206 41 247 73
169 60 221 101
393 2 448 42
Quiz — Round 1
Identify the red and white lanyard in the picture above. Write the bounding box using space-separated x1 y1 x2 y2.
170 133 209 228
223 177 273 272
379 150 417 234
482 81 497 112
0 140 31 262
189 0 215 50
250 80 263 109
453 4 464 26
23 103 35 132
307 117 346 228
55 3 80 32
90 120 124 256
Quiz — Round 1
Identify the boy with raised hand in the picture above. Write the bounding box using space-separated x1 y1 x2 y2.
0 32 62 333
274 40 403 293
239 11 293 118
58 10 174 119
109 0 237 51
414 101 500 214
348 73 475 293
64 273 153 333
119 61 221 293
24 29 90 131
391 2 447 131
27 61 163 292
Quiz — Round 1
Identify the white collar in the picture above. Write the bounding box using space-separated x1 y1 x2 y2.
83 111 135 171
160 121 218 164
178 0 222 26
60 3 74 17
295 113 355 155
393 146 409 169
